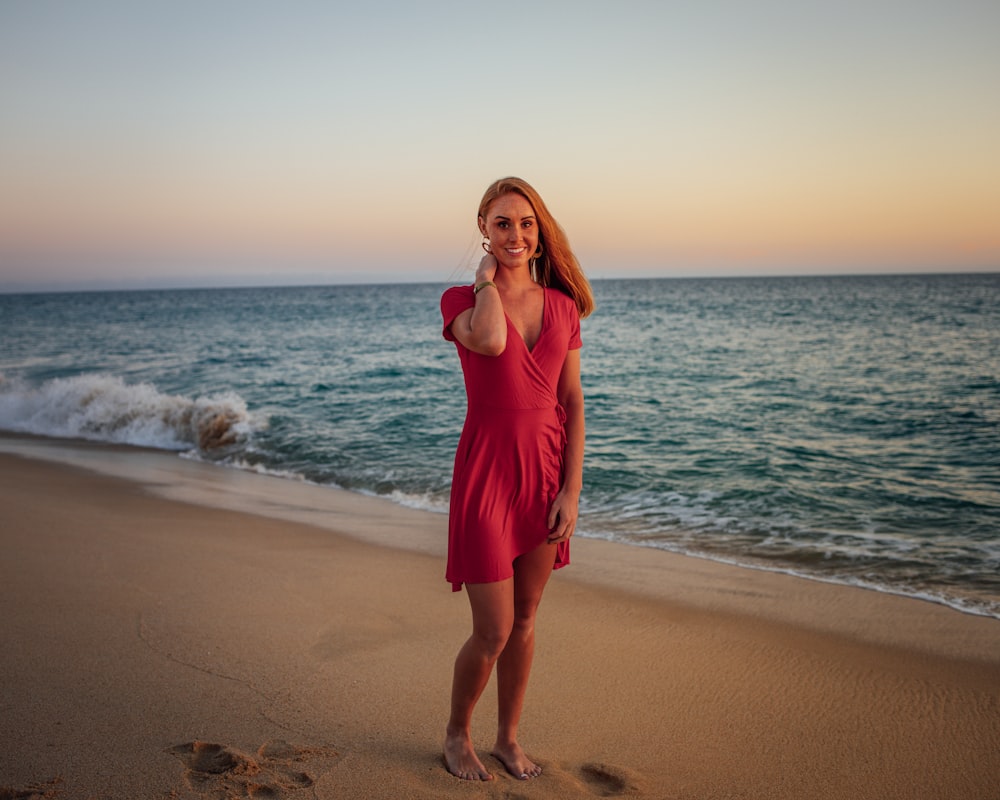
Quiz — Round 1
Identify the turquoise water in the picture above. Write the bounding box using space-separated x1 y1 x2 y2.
2 274 998 616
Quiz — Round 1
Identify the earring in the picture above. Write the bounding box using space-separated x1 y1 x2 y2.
529 242 543 265
529 243 544 280
482 238 492 254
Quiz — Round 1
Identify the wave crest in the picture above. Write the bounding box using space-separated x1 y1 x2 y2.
0 373 256 452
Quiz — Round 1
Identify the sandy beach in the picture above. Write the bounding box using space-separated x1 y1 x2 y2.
1 436 998 800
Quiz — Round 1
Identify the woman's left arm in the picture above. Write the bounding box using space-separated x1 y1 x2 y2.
548 348 584 543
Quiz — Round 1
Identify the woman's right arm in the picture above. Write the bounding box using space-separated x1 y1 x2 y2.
448 255 507 356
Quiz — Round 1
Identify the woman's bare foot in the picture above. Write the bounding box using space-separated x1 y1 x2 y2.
444 732 494 781
490 741 542 780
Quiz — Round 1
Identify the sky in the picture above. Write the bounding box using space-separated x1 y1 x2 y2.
1 0 998 291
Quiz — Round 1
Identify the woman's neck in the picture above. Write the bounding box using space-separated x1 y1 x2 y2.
494 265 537 292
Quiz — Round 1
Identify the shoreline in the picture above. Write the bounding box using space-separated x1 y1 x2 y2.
3 432 999 661
2 435 999 799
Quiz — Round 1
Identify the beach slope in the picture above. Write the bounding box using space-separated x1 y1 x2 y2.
1 446 998 800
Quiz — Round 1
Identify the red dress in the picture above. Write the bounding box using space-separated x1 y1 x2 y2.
441 285 582 591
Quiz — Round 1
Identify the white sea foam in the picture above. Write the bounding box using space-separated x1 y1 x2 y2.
381 487 449 515
0 373 256 452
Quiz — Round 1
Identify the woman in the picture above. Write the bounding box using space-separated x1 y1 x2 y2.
440 177 594 781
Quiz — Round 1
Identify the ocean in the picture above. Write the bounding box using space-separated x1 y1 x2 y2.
1 274 998 618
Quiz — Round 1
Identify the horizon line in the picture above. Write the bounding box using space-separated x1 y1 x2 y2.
2 267 999 296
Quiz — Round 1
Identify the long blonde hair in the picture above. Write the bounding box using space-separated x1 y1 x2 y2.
478 177 595 319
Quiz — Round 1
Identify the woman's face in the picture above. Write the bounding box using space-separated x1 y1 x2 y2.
480 193 539 271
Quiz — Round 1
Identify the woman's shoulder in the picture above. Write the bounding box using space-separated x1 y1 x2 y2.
545 286 583 348
442 284 474 299
441 284 474 308
441 284 475 331
545 286 580 318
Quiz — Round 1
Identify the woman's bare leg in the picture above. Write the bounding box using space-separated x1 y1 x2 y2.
491 542 557 779
444 578 514 781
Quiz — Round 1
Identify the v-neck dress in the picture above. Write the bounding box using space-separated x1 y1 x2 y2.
441 284 582 591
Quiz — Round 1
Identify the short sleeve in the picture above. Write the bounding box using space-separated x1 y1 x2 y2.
568 307 582 350
551 289 582 350
441 285 475 342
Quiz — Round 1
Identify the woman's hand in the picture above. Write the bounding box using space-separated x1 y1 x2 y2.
475 253 498 285
547 488 579 544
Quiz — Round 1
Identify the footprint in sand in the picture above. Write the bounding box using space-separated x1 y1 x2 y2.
0 778 64 800
533 760 642 797
169 739 338 798
579 762 642 797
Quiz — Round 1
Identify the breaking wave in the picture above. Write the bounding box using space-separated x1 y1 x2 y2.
0 373 256 452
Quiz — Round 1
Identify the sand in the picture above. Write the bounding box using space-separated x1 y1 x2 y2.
1 435 998 800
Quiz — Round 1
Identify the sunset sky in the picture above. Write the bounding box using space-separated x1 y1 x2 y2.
1 0 998 291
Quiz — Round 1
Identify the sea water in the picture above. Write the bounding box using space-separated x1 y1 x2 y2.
1 274 998 617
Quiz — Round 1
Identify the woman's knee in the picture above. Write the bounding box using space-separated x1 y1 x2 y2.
471 623 512 660
466 579 515 659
